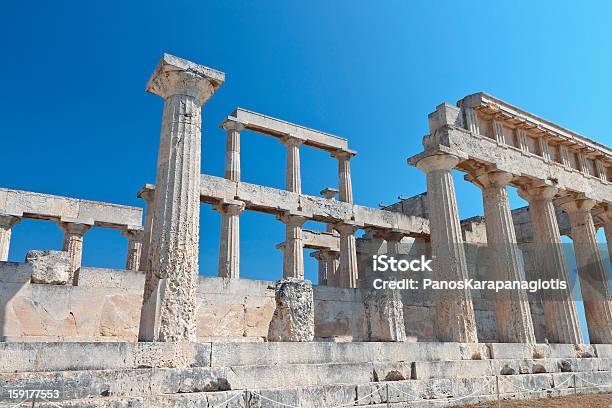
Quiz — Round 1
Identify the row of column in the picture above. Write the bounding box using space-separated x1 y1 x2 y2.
0 213 144 282
414 152 612 344
213 120 360 287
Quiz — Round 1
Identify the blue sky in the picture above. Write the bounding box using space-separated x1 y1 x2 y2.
1 1 610 340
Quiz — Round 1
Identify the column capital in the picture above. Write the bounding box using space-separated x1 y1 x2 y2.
331 149 356 160
280 135 305 148
472 169 514 189
0 213 21 229
59 220 93 235
122 226 145 241
517 184 558 202
214 199 246 216
557 196 597 214
277 212 307 227
320 187 339 200
137 184 156 203
332 221 362 235
221 119 245 132
373 229 405 242
415 153 460 173
146 54 225 105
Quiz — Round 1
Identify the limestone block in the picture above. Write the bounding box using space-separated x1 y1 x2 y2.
26 250 70 285
267 278 314 342
459 343 490 360
497 373 553 394
594 344 612 358
487 343 551 360
412 360 493 380
364 289 406 342
0 261 33 283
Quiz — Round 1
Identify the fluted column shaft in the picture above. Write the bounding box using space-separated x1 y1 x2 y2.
375 230 404 256
602 209 612 274
216 201 245 278
60 222 91 285
123 228 144 271
333 151 354 203
139 55 223 342
416 154 478 343
279 214 306 279
334 223 360 288
223 122 243 181
518 186 583 344
0 215 20 261
561 199 612 343
283 137 303 194
476 171 535 343
137 186 155 273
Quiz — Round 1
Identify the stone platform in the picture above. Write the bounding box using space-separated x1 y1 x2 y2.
1 341 611 407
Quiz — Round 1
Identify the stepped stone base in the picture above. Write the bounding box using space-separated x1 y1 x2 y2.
1 341 611 407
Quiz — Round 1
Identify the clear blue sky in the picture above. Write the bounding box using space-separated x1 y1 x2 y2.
1 1 610 339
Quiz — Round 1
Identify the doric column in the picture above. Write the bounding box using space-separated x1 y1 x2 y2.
332 150 355 203
277 213 307 279
374 230 404 256
122 227 144 271
560 198 612 343
333 222 360 288
473 170 536 343
221 120 244 181
59 221 92 285
215 199 245 279
139 54 224 342
0 214 20 262
137 184 155 273
281 136 303 194
415 153 478 343
601 206 612 272
518 185 583 344
310 249 339 286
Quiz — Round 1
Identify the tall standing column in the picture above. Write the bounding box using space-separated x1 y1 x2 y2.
139 54 224 342
415 153 478 343
122 227 144 271
278 213 306 279
137 185 155 273
59 221 92 285
474 170 535 343
518 185 583 344
282 136 303 194
221 120 243 181
333 223 360 288
0 214 21 262
560 198 612 343
600 206 612 273
310 249 340 286
332 150 355 204
215 200 245 278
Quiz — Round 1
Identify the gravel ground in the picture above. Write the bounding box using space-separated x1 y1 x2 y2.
459 393 612 407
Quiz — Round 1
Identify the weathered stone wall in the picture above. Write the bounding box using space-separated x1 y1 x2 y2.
0 262 544 342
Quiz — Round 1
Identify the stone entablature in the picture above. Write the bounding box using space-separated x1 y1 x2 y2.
224 108 351 153
0 187 144 273
418 96 612 205
0 187 142 228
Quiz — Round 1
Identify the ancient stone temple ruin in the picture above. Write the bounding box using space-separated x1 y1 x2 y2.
1 54 612 407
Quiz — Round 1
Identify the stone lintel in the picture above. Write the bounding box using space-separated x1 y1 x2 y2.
0 187 142 229
219 116 246 132
148 175 429 236
228 107 351 153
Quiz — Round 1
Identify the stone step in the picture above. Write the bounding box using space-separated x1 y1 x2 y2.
0 341 480 373
413 357 612 379
22 371 612 408
3 342 608 373
2 357 611 404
